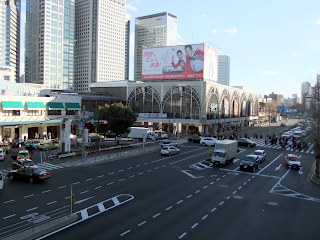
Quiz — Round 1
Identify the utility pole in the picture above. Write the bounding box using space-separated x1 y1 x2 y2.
82 106 86 162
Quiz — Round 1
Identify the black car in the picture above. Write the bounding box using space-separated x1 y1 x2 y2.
237 138 256 147
188 136 201 143
8 166 50 184
239 155 259 172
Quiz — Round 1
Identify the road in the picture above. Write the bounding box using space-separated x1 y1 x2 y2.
0 122 319 240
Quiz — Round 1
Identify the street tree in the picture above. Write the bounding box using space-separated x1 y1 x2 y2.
96 103 136 136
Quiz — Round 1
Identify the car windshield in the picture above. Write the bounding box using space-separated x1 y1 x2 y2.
244 156 255 162
33 168 44 174
18 152 29 157
22 160 34 166
288 157 299 161
214 152 225 157
254 151 263 155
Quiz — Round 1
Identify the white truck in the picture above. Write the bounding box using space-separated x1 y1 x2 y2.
128 127 156 141
211 140 238 166
154 130 168 139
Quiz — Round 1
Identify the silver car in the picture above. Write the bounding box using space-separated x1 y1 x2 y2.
0 149 6 161
253 149 266 163
161 146 180 156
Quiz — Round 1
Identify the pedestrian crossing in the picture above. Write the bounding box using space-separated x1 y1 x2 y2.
250 139 314 154
1 162 63 177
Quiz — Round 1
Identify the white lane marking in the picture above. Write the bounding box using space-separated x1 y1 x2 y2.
243 182 247 186
136 165 141 167
3 214 16 220
298 167 303 175
129 175 135 178
58 186 67 189
226 196 230 200
177 200 183 205
85 178 93 182
162 165 167 167
118 179 125 182
144 163 149 165
247 179 251 182
107 182 114 185
210 181 215 185
42 190 51 193
195 190 201 194
191 223 198 229
97 175 104 178
181 170 203 179
94 186 102 190
138 172 144 175
258 153 283 174
211 207 217 212
74 196 94 205
65 196 71 200
118 170 124 172
120 230 131 237
186 195 192 199
80 190 89 195
24 194 34 199
138 220 147 227
275 164 282 171
73 182 80 185
3 199 15 204
179 232 187 239
238 186 242 190
233 167 240 171
233 191 237 195
216 178 221 181
202 214 208 220
152 213 161 218
127 167 133 170
165 206 173 211
109 172 114 175
222 175 226 178
47 201 57 205
219 201 224 206
154 167 160 170
26 207 38 212
147 170 152 172
203 185 208 189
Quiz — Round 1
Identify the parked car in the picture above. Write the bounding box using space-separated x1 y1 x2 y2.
0 142 11 153
161 146 180 156
12 159 35 170
237 138 256 147
25 140 40 150
17 150 31 160
188 136 201 143
0 149 6 161
200 137 218 147
284 154 301 169
8 166 50 184
38 142 59 151
239 155 259 172
253 149 266 163
160 139 178 148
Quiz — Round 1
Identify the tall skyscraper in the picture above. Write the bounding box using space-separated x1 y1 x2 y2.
134 12 178 81
125 14 130 80
218 55 230 86
25 0 75 90
74 0 126 91
0 0 21 83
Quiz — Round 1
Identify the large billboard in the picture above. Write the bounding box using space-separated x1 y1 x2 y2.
141 43 218 81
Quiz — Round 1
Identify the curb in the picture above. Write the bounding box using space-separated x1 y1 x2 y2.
2 214 78 240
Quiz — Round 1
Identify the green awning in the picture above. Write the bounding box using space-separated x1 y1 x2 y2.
66 102 81 110
2 101 24 110
47 102 64 110
26 102 46 110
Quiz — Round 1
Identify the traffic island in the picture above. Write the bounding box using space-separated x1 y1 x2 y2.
3 214 78 240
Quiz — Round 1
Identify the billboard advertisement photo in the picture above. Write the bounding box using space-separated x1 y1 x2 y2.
141 43 218 81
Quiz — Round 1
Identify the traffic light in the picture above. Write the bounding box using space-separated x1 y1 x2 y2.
72 194 75 203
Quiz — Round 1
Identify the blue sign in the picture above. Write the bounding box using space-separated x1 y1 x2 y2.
78 121 83 128
277 106 286 114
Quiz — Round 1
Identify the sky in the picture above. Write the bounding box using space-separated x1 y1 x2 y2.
19 0 320 99
126 0 320 98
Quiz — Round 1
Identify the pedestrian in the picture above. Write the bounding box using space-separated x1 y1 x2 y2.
265 138 268 145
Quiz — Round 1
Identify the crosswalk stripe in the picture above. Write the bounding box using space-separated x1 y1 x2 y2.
38 162 63 169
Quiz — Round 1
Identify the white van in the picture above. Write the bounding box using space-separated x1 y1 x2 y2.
0 171 4 191
154 130 168 139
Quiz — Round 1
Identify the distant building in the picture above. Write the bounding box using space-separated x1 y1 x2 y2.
25 0 75 90
74 0 127 91
125 14 130 80
0 0 21 83
301 81 311 109
134 12 178 81
218 55 230 85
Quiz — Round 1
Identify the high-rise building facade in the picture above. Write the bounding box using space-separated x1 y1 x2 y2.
25 0 75 90
0 0 20 83
125 14 130 80
74 0 126 91
218 55 230 86
134 12 178 81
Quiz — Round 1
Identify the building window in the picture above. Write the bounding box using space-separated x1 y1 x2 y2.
27 110 43 116
48 110 62 115
66 110 78 115
12 110 21 116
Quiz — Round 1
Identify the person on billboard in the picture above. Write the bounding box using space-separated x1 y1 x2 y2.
184 45 204 72
171 50 193 72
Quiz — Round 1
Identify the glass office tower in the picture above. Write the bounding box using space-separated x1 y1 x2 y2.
25 0 75 90
0 0 21 82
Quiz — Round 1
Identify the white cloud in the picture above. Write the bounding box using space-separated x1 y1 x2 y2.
313 17 320 25
212 29 218 34
291 51 297 57
261 70 280 75
223 27 238 34
309 69 318 73
202 14 208 17
126 4 138 11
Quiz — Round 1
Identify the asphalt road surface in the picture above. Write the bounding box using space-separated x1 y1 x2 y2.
0 122 319 240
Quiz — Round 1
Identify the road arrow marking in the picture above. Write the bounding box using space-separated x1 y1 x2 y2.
298 167 303 175
275 164 282 171
181 170 203 178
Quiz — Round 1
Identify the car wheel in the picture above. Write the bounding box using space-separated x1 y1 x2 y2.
29 178 34 184
9 175 14 181
168 152 171 156
201 142 205 146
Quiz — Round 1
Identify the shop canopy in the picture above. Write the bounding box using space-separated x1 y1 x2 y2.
65 102 81 110
25 102 46 110
1 101 24 110
0 120 62 126
47 102 64 110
